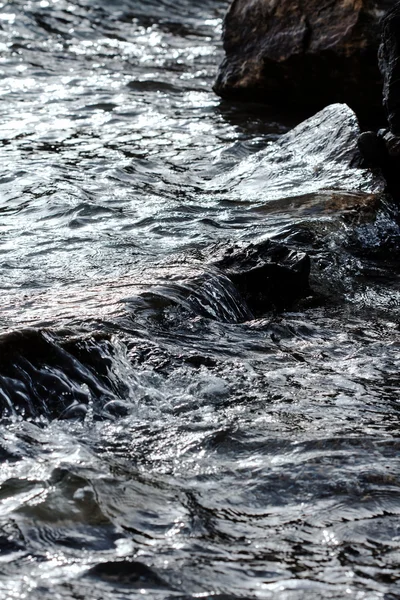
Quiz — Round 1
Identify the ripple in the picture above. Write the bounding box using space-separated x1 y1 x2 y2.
1 0 400 598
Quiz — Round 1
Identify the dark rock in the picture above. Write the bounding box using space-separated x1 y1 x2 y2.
378 129 400 199
380 128 400 158
214 0 394 116
379 2 400 135
0 329 116 419
211 240 311 314
133 241 312 323
184 354 218 368
358 128 400 201
87 560 171 589
358 130 389 167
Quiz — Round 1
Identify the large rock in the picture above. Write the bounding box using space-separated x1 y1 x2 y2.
214 0 394 116
210 103 386 202
379 2 400 134
356 4 400 200
131 241 311 322
0 329 116 419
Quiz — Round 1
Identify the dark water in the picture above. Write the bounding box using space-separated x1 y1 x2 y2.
1 1 400 599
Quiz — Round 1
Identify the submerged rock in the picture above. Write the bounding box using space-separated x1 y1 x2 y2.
0 329 116 419
366 2 400 200
358 1 400 203
211 240 311 314
214 0 393 116
211 103 386 203
87 560 171 589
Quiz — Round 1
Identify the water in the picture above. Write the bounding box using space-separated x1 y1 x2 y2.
1 1 400 599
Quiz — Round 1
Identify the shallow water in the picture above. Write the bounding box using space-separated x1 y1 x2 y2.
1 1 400 599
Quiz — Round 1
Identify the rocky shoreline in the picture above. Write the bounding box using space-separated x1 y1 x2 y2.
214 0 400 203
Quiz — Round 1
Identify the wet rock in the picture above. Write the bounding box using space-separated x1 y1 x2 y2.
211 104 386 203
214 0 393 116
358 131 389 167
213 240 311 314
379 2 400 136
208 105 389 308
87 560 171 589
358 129 400 200
380 129 400 157
184 354 218 368
0 329 116 419
132 242 311 322
368 2 400 200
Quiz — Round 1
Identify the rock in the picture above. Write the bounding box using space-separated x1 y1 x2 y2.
0 329 115 419
131 240 311 323
211 240 311 314
358 129 400 199
379 2 400 135
380 128 400 157
214 0 394 116
87 560 171 589
372 0 400 199
358 130 389 167
379 129 400 199
210 104 386 203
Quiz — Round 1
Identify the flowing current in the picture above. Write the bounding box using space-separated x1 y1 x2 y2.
1 1 400 599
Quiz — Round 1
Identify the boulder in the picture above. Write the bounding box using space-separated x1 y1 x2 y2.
358 128 400 199
373 2 400 199
130 241 311 323
379 1 400 135
357 4 400 201
210 103 386 203
214 0 394 116
211 240 311 314
0 329 115 419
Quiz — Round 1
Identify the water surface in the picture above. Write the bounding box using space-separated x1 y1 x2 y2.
1 1 400 599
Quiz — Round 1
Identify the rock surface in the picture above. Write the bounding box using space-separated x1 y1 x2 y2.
127 241 312 324
358 128 400 200
0 329 115 418
375 2 400 199
379 1 400 135
210 104 386 203
214 0 394 115
211 240 311 314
